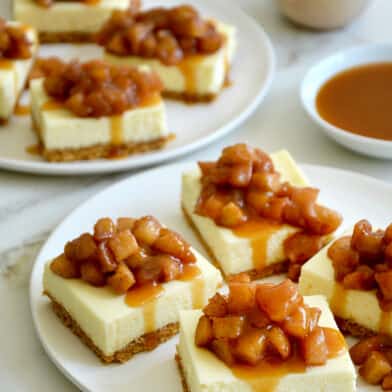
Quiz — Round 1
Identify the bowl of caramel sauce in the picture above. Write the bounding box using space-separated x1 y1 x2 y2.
301 45 392 159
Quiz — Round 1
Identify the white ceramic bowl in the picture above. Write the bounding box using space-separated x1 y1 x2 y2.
301 44 392 159
278 0 371 30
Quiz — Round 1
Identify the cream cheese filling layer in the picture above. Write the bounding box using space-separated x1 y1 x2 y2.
30 78 168 150
14 0 130 33
0 24 38 119
181 150 309 276
43 250 222 356
299 232 392 336
104 21 237 96
178 295 356 392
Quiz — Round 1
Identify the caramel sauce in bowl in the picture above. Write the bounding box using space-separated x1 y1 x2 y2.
301 45 392 159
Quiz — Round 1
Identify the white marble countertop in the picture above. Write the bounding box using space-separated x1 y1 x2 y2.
1 0 392 390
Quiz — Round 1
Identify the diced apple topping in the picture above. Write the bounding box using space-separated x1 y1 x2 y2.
350 335 392 389
50 215 197 293
195 279 345 369
196 144 342 281
329 220 392 310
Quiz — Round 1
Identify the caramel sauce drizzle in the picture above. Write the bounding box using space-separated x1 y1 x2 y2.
0 60 13 69
42 100 64 110
233 219 281 271
330 283 347 317
179 264 205 308
230 327 345 392
110 115 124 146
14 103 30 116
125 264 203 333
179 56 203 96
231 352 306 392
125 282 164 333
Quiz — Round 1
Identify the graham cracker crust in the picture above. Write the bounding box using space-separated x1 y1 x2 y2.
163 91 217 104
31 117 174 162
336 317 377 339
0 117 8 126
175 352 190 392
46 292 179 363
182 205 289 281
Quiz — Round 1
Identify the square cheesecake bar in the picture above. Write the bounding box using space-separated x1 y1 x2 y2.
30 59 171 161
98 5 236 102
14 0 139 43
0 19 38 124
182 144 342 280
177 279 356 392
299 219 392 338
44 216 223 363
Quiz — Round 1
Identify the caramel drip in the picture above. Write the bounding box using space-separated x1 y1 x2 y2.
26 144 42 156
84 0 100 4
234 219 281 271
14 103 30 116
230 327 345 392
42 100 64 110
223 55 232 87
179 56 203 96
231 352 306 392
330 283 347 317
110 115 123 146
379 311 392 335
125 283 164 333
139 93 161 108
179 264 205 309
323 327 347 358
0 60 13 69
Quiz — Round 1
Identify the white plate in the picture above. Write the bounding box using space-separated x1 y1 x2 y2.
301 44 392 160
0 0 275 175
30 161 391 391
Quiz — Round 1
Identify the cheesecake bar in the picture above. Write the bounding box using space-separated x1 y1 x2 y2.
299 219 392 338
43 216 223 363
98 5 236 102
30 59 171 162
182 144 342 280
0 19 38 124
14 0 139 43
177 278 356 392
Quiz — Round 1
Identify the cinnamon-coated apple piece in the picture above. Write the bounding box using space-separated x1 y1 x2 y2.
359 351 392 385
212 316 244 339
247 307 270 329
219 202 246 228
65 233 97 263
350 336 391 365
301 327 328 366
125 247 150 270
227 281 256 314
203 293 228 317
234 329 267 365
195 315 214 347
157 255 182 282
153 228 196 264
376 271 392 301
132 216 161 246
256 279 302 322
97 241 117 273
107 262 136 294
268 326 291 360
94 217 115 241
80 262 105 286
108 229 139 262
117 217 136 232
211 339 235 366
50 254 79 279
382 373 392 390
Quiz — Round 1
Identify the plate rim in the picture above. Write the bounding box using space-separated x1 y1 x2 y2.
29 160 392 391
0 0 276 176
